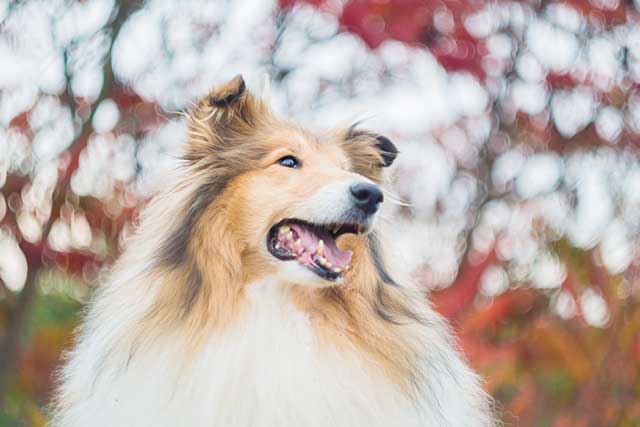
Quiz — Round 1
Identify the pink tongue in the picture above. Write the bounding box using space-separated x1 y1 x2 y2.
290 224 353 268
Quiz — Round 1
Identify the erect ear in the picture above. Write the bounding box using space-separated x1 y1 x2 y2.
340 129 399 183
208 74 246 108
345 129 399 168
203 74 269 125
184 74 272 163
374 135 398 168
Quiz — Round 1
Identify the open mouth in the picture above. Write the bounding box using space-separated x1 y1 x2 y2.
267 219 366 281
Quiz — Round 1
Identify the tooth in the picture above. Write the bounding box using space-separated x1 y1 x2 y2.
332 267 342 273
316 257 333 269
286 231 293 240
275 243 281 250
280 225 291 234
316 240 324 256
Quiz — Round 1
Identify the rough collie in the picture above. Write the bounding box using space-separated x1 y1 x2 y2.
51 75 494 426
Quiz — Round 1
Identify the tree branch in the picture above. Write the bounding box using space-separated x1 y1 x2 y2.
0 0 143 409
0 265 38 408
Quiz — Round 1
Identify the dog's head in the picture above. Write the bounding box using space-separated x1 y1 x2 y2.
164 75 397 289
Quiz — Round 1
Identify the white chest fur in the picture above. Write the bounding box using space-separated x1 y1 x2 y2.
53 277 490 427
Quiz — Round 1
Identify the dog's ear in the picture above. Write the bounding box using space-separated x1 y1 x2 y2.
207 74 247 109
184 75 272 163
373 135 398 168
340 129 399 182
203 74 271 127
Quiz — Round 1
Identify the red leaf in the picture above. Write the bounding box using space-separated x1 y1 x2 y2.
431 250 496 321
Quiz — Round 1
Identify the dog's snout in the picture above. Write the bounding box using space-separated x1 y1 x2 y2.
350 183 383 214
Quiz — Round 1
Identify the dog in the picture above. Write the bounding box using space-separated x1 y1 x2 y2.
51 75 494 426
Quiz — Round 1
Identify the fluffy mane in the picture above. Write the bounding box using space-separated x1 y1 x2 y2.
51 75 496 427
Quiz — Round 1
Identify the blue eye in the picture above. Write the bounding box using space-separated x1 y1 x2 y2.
278 155 299 168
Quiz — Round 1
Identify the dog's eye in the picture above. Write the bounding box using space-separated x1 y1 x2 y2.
278 155 299 168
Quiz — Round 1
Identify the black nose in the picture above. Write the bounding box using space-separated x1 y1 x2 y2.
350 183 384 215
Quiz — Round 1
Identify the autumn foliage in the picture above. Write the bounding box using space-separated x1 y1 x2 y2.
2 0 640 426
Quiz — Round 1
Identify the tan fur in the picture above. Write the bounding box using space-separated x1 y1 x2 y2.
289 235 426 391
139 75 425 391
337 129 387 183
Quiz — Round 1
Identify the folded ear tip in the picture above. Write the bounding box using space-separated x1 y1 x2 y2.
375 135 398 167
375 135 397 154
231 74 245 90
209 74 247 107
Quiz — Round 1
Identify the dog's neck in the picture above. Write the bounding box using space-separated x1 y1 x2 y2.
129 206 425 391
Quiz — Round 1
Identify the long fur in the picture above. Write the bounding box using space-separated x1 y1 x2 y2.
50 75 496 426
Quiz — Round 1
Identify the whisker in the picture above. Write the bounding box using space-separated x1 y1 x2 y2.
382 189 413 207
154 105 185 123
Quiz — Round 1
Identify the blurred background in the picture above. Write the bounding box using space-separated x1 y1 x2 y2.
1 0 640 425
